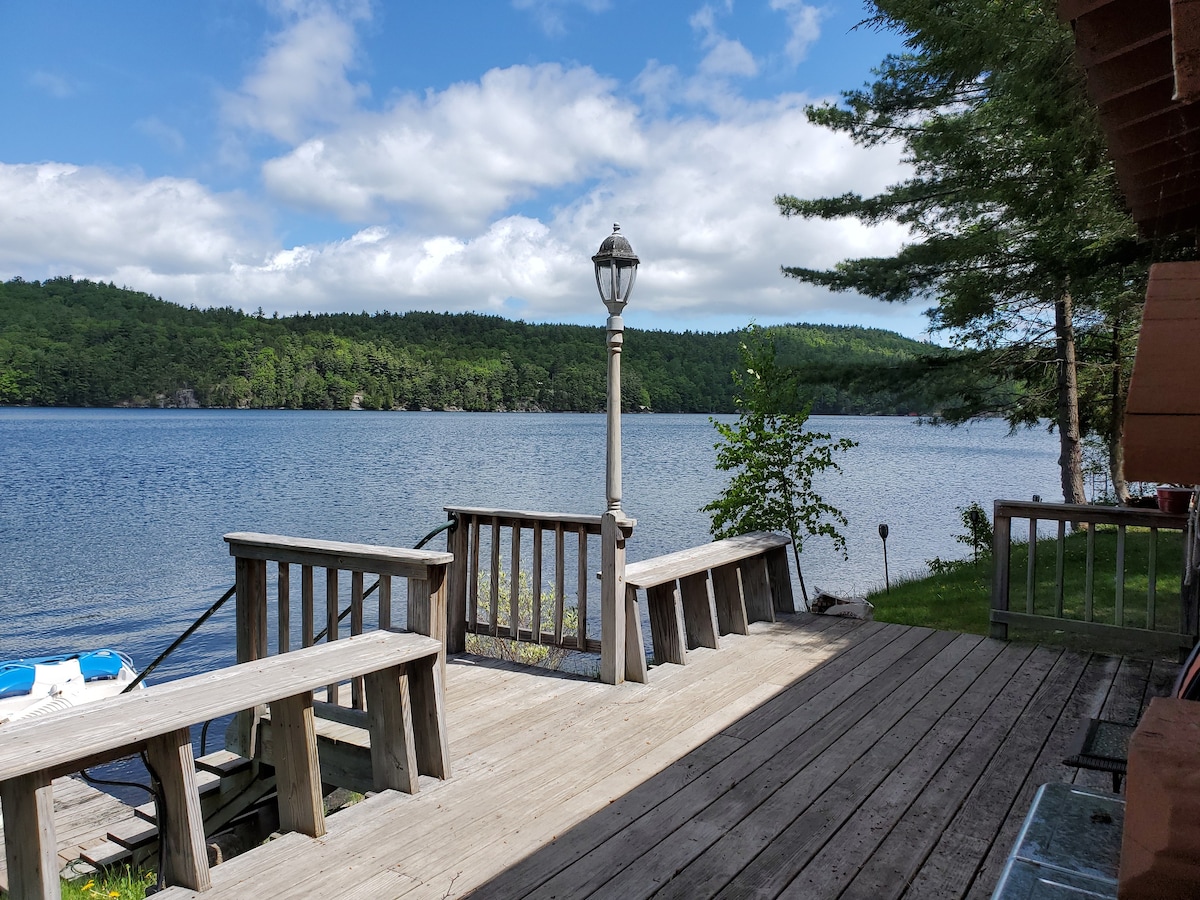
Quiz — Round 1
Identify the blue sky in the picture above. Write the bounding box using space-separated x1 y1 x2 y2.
0 1 923 336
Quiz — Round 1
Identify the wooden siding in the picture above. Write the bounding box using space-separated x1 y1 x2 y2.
1124 262 1200 484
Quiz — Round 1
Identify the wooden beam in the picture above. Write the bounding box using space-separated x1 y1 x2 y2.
363 666 419 794
269 692 325 837
144 729 210 892
0 771 58 900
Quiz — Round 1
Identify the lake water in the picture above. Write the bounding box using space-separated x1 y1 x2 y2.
0 408 1063 684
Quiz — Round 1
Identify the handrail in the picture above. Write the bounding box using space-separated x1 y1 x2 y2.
990 500 1195 653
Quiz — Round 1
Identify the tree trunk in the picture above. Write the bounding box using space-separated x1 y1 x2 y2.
1108 306 1130 505
1055 290 1087 505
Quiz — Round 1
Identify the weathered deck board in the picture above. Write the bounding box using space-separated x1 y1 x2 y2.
148 615 1173 900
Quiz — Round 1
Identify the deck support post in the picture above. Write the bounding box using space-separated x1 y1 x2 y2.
600 511 632 684
145 728 211 892
446 512 469 654
1 770 58 900
232 555 268 757
990 502 1013 640
407 565 449 681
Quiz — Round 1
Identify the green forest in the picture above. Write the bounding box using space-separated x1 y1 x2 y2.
0 276 956 414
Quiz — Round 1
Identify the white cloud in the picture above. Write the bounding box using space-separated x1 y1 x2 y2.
135 118 187 154
511 0 611 36
261 63 644 228
0 163 260 277
29 70 76 99
222 2 370 143
690 5 758 78
769 0 826 64
0 81 914 332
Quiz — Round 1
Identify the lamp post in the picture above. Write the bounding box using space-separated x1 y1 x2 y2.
593 223 639 685
592 223 639 515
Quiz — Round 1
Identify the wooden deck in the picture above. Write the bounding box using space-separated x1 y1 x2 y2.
148 613 1175 900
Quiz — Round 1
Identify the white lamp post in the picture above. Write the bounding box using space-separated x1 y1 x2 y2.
592 223 640 514
592 223 640 686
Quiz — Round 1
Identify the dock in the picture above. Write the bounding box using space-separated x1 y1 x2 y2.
144 613 1173 899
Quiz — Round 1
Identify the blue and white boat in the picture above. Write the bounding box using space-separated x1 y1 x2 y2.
0 650 140 723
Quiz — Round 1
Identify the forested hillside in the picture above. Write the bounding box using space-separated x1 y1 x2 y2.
0 277 954 414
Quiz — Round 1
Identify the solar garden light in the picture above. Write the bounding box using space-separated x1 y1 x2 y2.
593 223 640 515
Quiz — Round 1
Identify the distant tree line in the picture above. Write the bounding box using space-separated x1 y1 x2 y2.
0 277 962 415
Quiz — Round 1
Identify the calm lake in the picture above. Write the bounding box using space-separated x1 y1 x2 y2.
0 408 1062 684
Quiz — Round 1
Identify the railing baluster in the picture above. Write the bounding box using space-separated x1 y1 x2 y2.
1026 517 1038 615
490 517 501 635
577 527 588 650
1054 520 1066 618
554 524 565 645
532 522 543 643
351 571 365 709
379 574 392 630
278 562 290 655
1084 526 1096 622
302 565 314 648
509 523 521 639
326 567 339 704
1115 525 1127 627
468 516 481 633
1148 527 1158 630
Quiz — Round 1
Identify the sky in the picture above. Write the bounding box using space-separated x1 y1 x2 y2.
0 1 925 337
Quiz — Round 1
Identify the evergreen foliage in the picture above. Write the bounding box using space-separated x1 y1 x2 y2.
776 0 1197 502
0 276 957 414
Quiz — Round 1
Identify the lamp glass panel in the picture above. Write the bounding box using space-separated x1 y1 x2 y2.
615 264 637 302
595 264 615 302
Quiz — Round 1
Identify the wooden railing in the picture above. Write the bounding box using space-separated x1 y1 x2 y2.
223 533 454 752
990 501 1196 653
443 507 609 657
0 631 448 900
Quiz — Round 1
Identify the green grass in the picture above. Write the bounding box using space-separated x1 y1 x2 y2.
867 527 1186 650
57 868 155 900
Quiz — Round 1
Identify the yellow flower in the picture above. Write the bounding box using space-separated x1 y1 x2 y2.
82 882 95 890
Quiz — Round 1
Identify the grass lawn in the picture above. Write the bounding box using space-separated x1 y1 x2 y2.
866 526 1187 653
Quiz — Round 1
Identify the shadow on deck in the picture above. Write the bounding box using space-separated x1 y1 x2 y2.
158 614 1178 900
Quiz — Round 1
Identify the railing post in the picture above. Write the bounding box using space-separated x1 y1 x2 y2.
1183 555 1200 661
600 512 632 685
232 554 267 756
991 501 1012 640
446 512 468 654
408 563 449 681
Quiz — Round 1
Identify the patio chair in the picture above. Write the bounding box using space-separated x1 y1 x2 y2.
1063 641 1200 791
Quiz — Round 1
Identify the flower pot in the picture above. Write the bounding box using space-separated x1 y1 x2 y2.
1156 486 1193 514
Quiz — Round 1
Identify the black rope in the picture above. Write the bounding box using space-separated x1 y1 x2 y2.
123 584 236 693
140 749 168 895
414 516 457 549
78 764 156 800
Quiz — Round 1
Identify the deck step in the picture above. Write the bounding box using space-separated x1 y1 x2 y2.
78 838 133 870
133 769 222 823
196 750 253 778
106 815 159 851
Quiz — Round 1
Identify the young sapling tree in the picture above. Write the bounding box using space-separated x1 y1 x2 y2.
704 326 857 607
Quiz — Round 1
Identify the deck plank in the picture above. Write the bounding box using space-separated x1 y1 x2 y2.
900 650 1113 900
140 616 1176 900
961 649 1156 900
